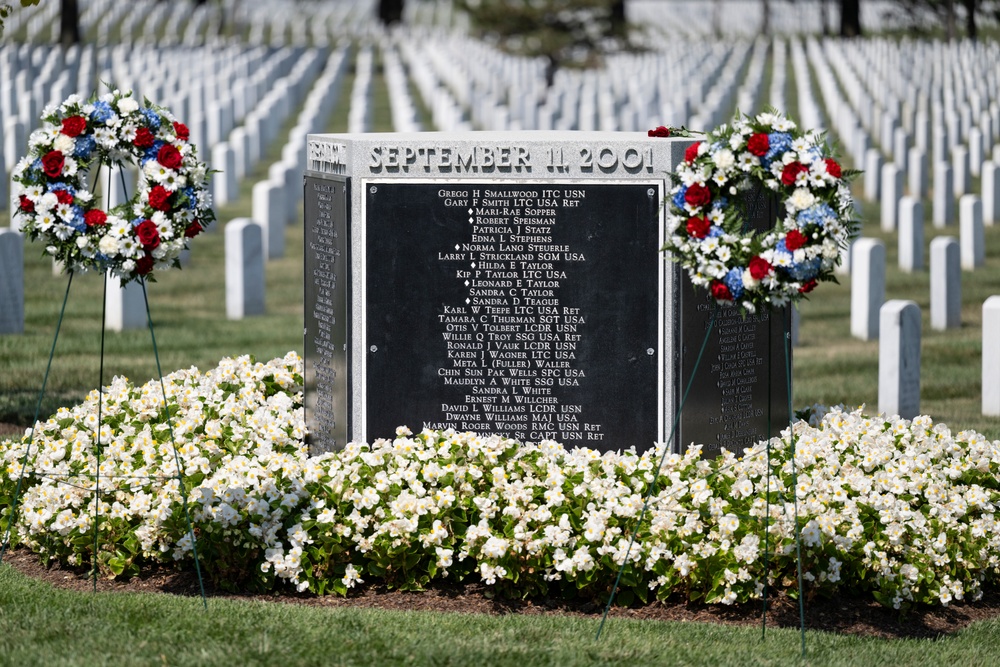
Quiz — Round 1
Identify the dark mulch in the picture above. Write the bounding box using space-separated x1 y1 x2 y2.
4 547 1000 639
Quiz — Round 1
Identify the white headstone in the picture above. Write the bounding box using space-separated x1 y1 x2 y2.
878 299 921 419
907 146 927 199
881 162 903 232
863 148 882 201
0 228 24 334
959 195 985 270
982 161 998 225
969 126 984 177
252 179 285 259
105 273 146 331
893 127 909 172
898 196 924 273
211 142 238 206
3 118 25 181
984 295 1000 416
930 236 961 331
933 161 954 228
851 238 885 340
225 218 265 319
953 145 971 196
834 238 853 277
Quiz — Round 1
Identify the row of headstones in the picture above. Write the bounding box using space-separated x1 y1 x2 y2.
628 0 909 38
0 41 298 206
1 40 349 331
11 0 379 49
382 41 423 133
878 296 1000 418
850 237 998 417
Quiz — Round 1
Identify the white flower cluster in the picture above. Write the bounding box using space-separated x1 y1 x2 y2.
4 361 999 609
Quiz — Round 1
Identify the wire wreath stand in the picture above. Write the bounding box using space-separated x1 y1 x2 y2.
595 279 807 657
0 166 208 609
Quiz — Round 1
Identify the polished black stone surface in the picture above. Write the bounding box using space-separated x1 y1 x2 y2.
675 185 791 458
363 181 660 450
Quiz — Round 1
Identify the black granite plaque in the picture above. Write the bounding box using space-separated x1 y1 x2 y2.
676 185 791 458
364 181 660 451
304 175 350 452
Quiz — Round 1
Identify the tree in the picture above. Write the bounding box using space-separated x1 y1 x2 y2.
378 0 403 26
0 0 40 38
840 0 862 37
59 0 78 47
456 0 632 87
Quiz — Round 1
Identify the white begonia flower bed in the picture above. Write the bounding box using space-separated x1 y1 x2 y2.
2 353 999 608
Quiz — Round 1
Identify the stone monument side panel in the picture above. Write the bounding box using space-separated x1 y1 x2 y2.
304 174 351 452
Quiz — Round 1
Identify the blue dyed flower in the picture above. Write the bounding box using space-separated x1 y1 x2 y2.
708 226 724 238
141 108 162 130
672 186 688 210
144 140 166 162
786 257 821 282
723 268 745 298
762 132 792 168
49 182 76 195
69 209 87 231
183 187 198 209
796 203 837 228
72 135 96 159
90 100 114 123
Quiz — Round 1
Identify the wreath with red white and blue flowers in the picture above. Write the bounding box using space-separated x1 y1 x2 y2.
661 110 858 314
11 89 215 284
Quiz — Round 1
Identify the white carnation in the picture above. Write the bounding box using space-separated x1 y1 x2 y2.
117 97 139 114
99 235 121 255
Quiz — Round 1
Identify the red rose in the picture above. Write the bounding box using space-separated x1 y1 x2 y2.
747 133 770 156
18 195 35 212
55 190 74 205
710 280 733 302
84 209 107 227
41 150 65 178
173 121 189 142
60 116 87 137
748 256 773 280
184 221 203 238
799 279 818 293
824 158 842 179
785 229 807 251
135 220 160 248
134 127 155 149
136 254 155 275
685 216 711 239
157 144 183 170
148 185 172 212
781 161 808 186
648 126 671 138
684 183 711 208
684 141 701 162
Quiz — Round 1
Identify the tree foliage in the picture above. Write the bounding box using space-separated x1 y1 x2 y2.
456 0 630 86
0 0 40 39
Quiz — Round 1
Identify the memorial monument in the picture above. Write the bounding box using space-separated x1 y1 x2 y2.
303 132 789 456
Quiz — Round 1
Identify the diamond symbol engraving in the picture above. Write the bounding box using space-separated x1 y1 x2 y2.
464 280 469 286
455 244 460 250
465 298 470 304
471 262 476 268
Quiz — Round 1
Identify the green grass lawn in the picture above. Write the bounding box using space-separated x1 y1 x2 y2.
4 565 1000 667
